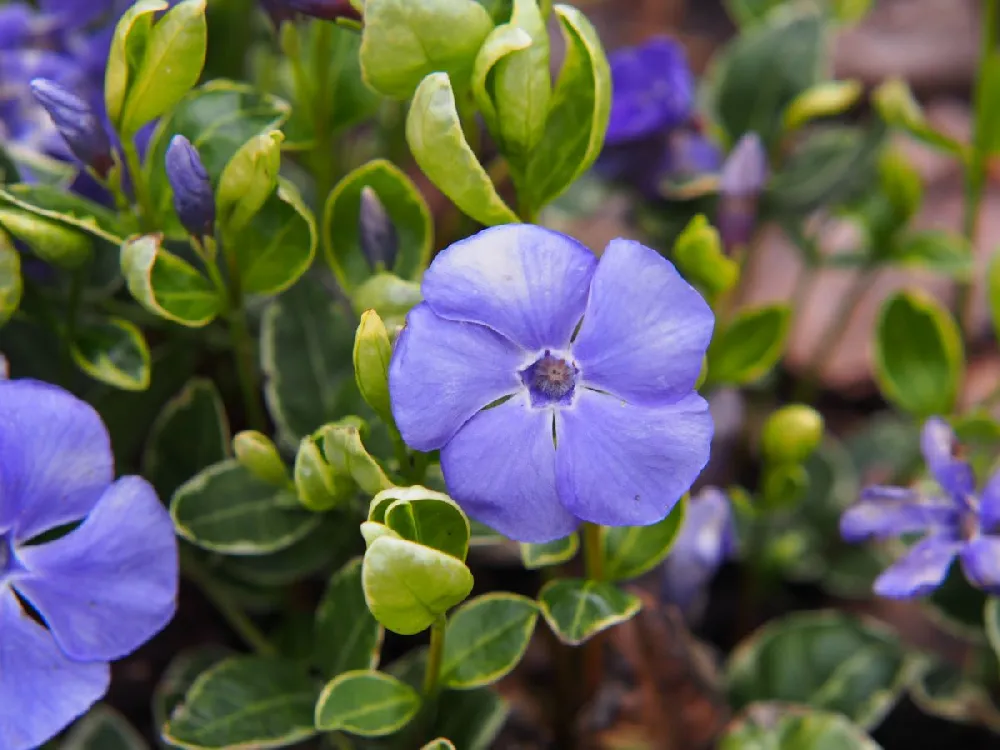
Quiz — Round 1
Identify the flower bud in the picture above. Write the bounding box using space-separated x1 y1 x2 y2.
359 186 398 272
294 435 343 511
264 0 362 23
29 79 113 178
165 135 216 239
761 404 824 465
233 430 289 486
718 132 768 251
353 310 394 427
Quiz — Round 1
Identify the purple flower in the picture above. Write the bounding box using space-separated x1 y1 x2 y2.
388 225 715 543
264 0 363 23
605 37 695 147
717 133 768 251
30 78 114 177
166 135 215 239
661 487 735 621
840 417 1000 599
0 379 177 749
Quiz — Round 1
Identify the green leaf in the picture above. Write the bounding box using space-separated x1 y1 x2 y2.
359 0 494 99
672 214 738 299
315 670 421 737
888 231 973 278
380 487 471 561
0 231 21 326
315 557 384 678
62 705 149 750
602 498 686 581
488 0 551 163
538 578 641 646
105 0 166 128
987 598 1000 669
872 79 965 156
216 130 283 236
164 656 318 749
0 206 91 269
172 460 320 554
719 702 884 750
70 317 151 391
120 0 208 136
707 304 791 385
441 593 539 689
874 291 963 417
520 533 579 569
293 434 342 511
710 7 827 147
362 536 474 635
145 81 291 237
319 419 394 497
473 25 533 134
432 687 509 750
143 378 229 500
152 647 231 746
0 184 128 245
233 430 289 487
909 653 1000 732
520 5 611 215
783 79 863 133
234 178 316 296
121 234 221 327
407 73 519 227
727 610 912 728
261 275 357 447
766 124 885 218
422 740 456 750
323 159 433 291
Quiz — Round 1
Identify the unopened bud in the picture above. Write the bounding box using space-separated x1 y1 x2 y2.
234 430 289 486
718 133 768 251
761 404 824 465
353 310 394 427
30 79 113 177
266 0 363 23
165 135 216 239
359 186 398 272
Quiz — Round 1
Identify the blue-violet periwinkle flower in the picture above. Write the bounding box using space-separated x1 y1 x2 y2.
389 225 715 543
717 133 768 251
840 417 1000 598
166 135 216 239
29 78 114 177
605 36 695 147
661 487 736 621
0 379 178 750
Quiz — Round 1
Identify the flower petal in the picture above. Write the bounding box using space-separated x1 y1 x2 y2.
839 486 960 542
873 534 961 598
0 379 113 542
13 477 177 661
960 537 1000 593
921 417 975 497
389 303 525 452
980 469 1000 533
422 225 598 350
440 394 578 543
0 590 109 750
555 390 712 527
572 239 713 405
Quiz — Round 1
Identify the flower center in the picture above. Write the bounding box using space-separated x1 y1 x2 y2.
520 351 578 407
960 511 980 542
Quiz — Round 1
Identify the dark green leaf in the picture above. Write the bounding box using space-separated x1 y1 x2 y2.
315 557 384 678
164 657 318 749
909 653 1000 732
707 304 791 385
887 231 973 278
70 317 150 391
719 702 884 749
152 646 231 744
520 534 579 569
0 184 129 245
602 498 686 581
62 705 149 750
314 670 421 736
538 578 641 646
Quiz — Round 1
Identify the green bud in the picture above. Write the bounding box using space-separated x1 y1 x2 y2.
672 214 738 298
761 404 824 465
216 129 284 235
0 208 92 269
233 430 289 486
878 147 923 225
782 80 862 133
761 463 809 510
354 310 394 427
294 435 344 511
873 79 925 132
319 419 393 496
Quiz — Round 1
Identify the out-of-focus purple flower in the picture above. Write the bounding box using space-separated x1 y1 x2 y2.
840 417 1000 599
389 225 715 543
166 135 215 239
605 37 695 147
717 133 768 251
596 129 724 199
30 79 114 177
661 487 736 621
0 379 177 750
261 0 362 25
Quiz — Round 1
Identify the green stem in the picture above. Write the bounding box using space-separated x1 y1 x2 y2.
181 550 277 656
582 522 604 581
59 266 87 383
793 270 878 403
122 140 155 232
221 240 267 431
310 21 337 205
422 614 447 699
